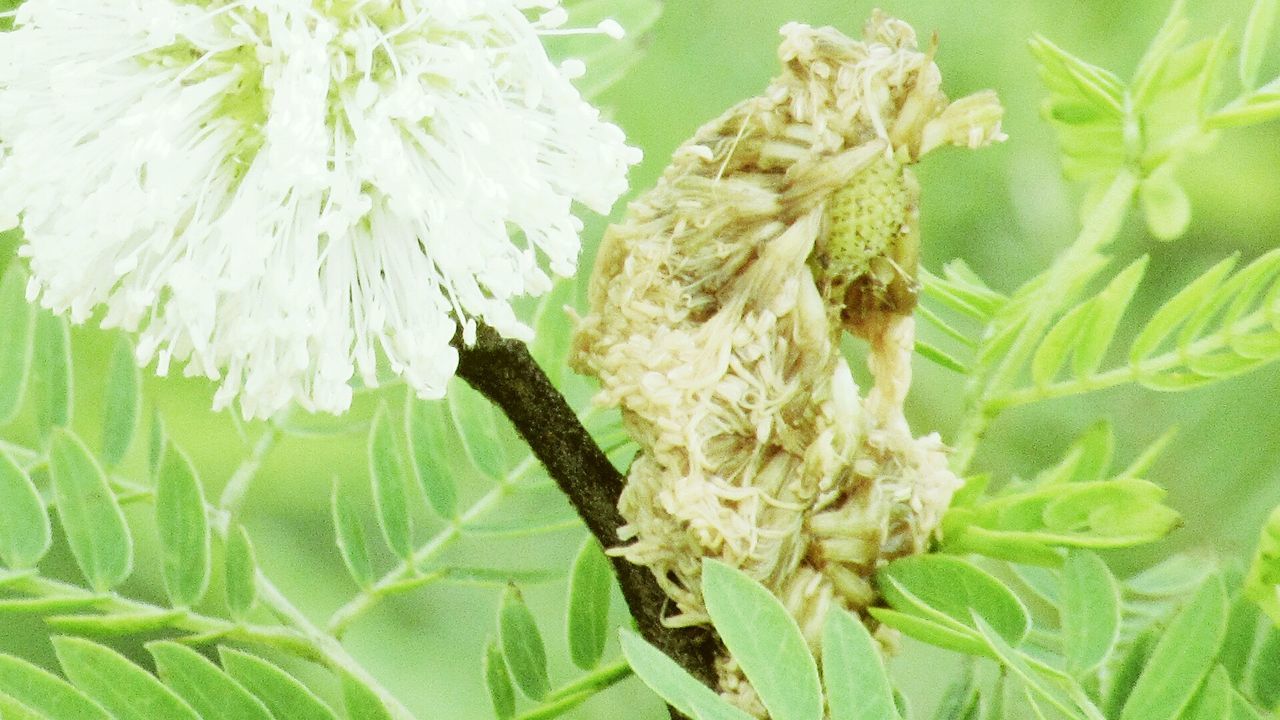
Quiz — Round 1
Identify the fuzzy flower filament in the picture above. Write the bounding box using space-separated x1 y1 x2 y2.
0 0 640 418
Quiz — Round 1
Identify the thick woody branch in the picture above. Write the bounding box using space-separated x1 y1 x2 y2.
453 323 720 696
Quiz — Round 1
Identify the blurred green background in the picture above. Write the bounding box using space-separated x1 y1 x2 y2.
3 1 1280 718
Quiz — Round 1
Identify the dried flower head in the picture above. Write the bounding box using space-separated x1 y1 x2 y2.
571 13 1003 712
0 0 639 419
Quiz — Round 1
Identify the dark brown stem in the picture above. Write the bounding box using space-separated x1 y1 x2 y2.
453 323 719 702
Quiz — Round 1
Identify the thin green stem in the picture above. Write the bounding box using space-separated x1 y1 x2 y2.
326 455 537 637
987 311 1273 411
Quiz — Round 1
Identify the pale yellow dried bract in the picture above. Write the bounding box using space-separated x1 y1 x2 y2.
571 12 1003 714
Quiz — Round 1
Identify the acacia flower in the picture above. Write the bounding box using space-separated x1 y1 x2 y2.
0 0 639 419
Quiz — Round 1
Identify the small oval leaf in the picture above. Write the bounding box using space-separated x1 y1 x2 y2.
823 608 899 720
48 429 132 591
32 311 72 438
0 263 34 424
499 585 551 701
484 638 516 720
877 555 1030 648
225 524 259 619
0 652 111 720
53 636 198 720
567 537 613 670
620 630 754 720
0 450 50 569
369 403 412 560
101 335 141 468
339 670 394 720
331 479 375 589
1062 551 1121 676
702 559 822 720
405 397 458 519
156 443 211 608
220 647 340 720
148 641 273 720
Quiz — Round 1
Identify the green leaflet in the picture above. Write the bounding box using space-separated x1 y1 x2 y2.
1246 504 1280 625
566 537 612 670
405 395 459 520
1241 0 1279 89
1181 665 1232 720
148 641 273 720
484 638 516 720
0 449 50 569
1250 626 1280 709
220 647 341 720
876 555 1030 652
447 378 512 480
339 670 395 720
32 311 72 439
156 443 211 608
822 608 900 720
1060 551 1121 676
101 334 141 468
368 402 413 560
972 616 1102 720
702 559 822 720
53 636 199 720
1120 574 1229 720
48 429 133 591
331 478 376 589
224 524 259 619
620 630 752 720
499 585 551 701
0 652 111 720
1130 254 1239 363
0 263 34 424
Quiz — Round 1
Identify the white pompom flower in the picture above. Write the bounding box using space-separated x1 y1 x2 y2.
0 0 640 419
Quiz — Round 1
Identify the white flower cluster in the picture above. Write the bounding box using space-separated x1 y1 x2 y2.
0 0 639 418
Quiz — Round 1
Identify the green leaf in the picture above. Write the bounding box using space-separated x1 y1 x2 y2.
1231 689 1267 720
0 692 44 720
148 641 273 720
101 334 141 468
1246 504 1280 625
53 636 198 720
48 429 132 591
877 555 1030 647
931 664 981 720
220 647 340 720
339 671 394 720
1241 0 1278 89
567 537 612 670
822 608 899 720
1221 593 1262 684
0 263 34 424
1120 575 1229 720
499 585 551 701
448 379 510 480
405 397 458 520
1104 627 1159 718
225 524 259 620
1182 665 1232 720
32 311 72 438
702 559 821 720
530 277 577 388
0 449 50 569
1061 551 1121 676
1207 91 1280 128
1029 35 1126 117
1131 255 1239 362
0 653 111 720
619 630 753 720
866 606 989 657
368 402 412 560
156 443 211 608
1131 0 1190 107
1074 258 1148 376
1250 626 1280 709
1031 301 1091 386
484 638 516 720
972 617 1100 720
1139 171 1191 241
331 479 375 589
